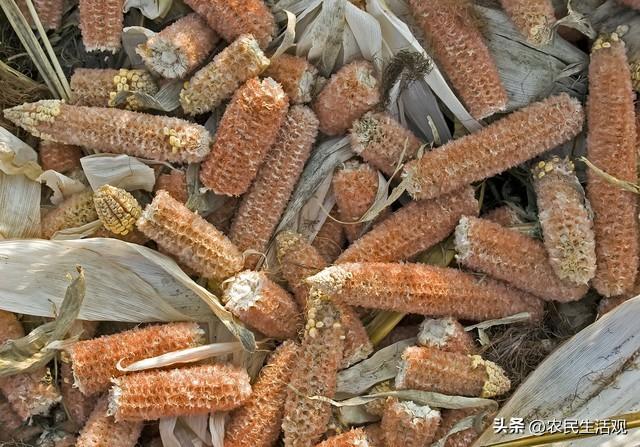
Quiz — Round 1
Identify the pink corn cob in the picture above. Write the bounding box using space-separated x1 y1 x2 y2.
39 140 82 174
417 317 476 354
264 54 320 104
381 399 441 447
500 0 557 45
315 428 369 446
78 0 124 52
76 396 142 447
312 208 346 263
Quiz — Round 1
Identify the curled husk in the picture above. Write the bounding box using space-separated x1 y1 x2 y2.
264 54 320 104
435 407 489 447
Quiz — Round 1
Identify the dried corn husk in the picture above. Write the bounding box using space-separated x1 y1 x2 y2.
80 154 156 192
123 0 173 20
38 170 86 205
0 126 42 180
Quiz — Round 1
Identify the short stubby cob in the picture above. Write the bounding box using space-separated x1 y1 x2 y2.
154 170 188 203
39 140 82 174
500 0 556 45
199 77 289 196
315 428 369 446
313 60 380 136
70 68 158 110
93 185 141 236
264 54 320 104
312 208 346 263
76 396 142 447
136 191 244 281
179 34 270 115
78 0 124 52
402 94 584 200
67 322 203 396
417 317 476 354
455 216 588 301
407 0 507 119
4 100 211 163
586 36 639 297
41 190 97 239
381 399 441 447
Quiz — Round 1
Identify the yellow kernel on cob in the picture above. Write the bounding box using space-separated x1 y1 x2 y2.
455 216 588 301
137 13 219 79
417 317 476 354
136 191 244 280
315 428 369 446
78 0 123 52
435 408 489 447
337 186 478 264
39 140 82 174
41 190 98 239
180 34 270 115
313 60 380 136
154 170 188 204
500 0 556 45
312 208 346 263
586 38 639 297
199 77 289 196
264 54 320 104
4 100 211 163
76 396 142 447
381 399 441 447
230 105 319 269
402 94 584 200
482 205 524 227
70 68 159 110
533 156 596 285
225 341 301 447
67 322 203 396
350 111 423 176
93 185 141 236
396 346 511 398
109 364 252 421
183 0 275 48
306 262 544 322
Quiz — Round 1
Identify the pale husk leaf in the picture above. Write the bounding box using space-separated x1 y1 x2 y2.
80 154 156 192
50 219 102 240
0 172 41 239
0 127 42 180
122 26 156 67
270 10 297 59
123 0 173 19
38 170 86 205
112 80 182 112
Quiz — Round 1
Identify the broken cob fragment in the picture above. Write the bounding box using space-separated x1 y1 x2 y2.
4 100 211 163
586 36 639 297
407 0 507 119
41 190 97 239
264 54 320 104
229 105 319 268
109 364 252 421
381 399 441 447
499 0 556 45
70 68 158 110
93 185 141 236
199 77 289 196
179 34 270 115
396 346 511 398
78 0 124 52
225 341 300 447
76 396 142 447
312 208 346 263
402 94 584 200
136 191 244 281
67 322 203 396
313 60 380 136
39 141 82 174
482 205 524 227
154 170 188 203
315 428 369 446
435 408 488 447
417 317 476 354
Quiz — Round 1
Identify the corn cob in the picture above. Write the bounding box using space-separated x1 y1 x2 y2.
223 271 303 339
76 396 142 447
402 94 584 200
312 208 346 263
39 140 82 174
78 0 124 52
455 216 588 301
396 346 511 398
350 111 423 176
0 395 42 442
199 77 289 196
137 13 218 79
363 380 394 417
154 170 188 203
18 0 65 30
67 322 203 396
315 428 369 446
41 190 97 239
618 0 640 9
417 317 476 354
435 408 487 447
337 187 478 263
93 185 141 236
180 34 270 115
306 262 544 322
70 68 159 110
264 54 320 104
500 0 556 45
183 0 275 48
92 226 150 244
586 36 639 297
381 399 441 447
109 363 251 421
136 190 244 280
4 100 211 163
363 424 385 447
598 277 640 317
229 105 319 268
533 156 596 285
313 60 380 136
225 341 301 447
282 291 345 447
482 205 524 227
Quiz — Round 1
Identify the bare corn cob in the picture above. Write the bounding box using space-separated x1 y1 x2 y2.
500 0 556 45
396 346 511 398
598 277 640 317
41 190 97 239
381 399 441 447
68 322 203 396
229 105 319 268
363 424 385 447
482 205 524 227
402 94 584 200
78 0 124 52
455 216 588 301
199 77 289 196
315 428 369 446
312 208 346 263
180 34 270 114
4 100 211 163
435 408 488 447
264 54 320 104
417 317 476 354
39 140 82 174
137 14 218 79
109 364 251 421
70 68 159 110
306 262 544 322
76 396 142 447
93 185 141 236
337 187 478 263
533 157 596 285
225 341 301 447
154 170 188 203
350 111 422 176
586 36 639 297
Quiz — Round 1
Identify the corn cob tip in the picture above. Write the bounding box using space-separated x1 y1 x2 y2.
306 265 351 295
4 99 63 139
592 32 623 52
93 185 142 235
417 317 475 353
470 355 511 398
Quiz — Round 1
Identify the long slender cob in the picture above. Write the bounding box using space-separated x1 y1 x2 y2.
136 191 244 281
78 0 124 52
396 346 511 398
482 205 524 227
306 262 544 322
4 100 211 163
67 322 203 396
225 341 300 447
264 54 320 104
229 105 319 268
402 94 584 200
93 185 142 236
586 36 639 296
532 157 596 285
179 34 270 115
39 141 82 174
199 77 289 196
312 208 346 263
381 399 441 447
70 68 159 110
435 408 488 447
41 190 97 239
499 0 556 45
154 170 188 203
417 317 476 354
313 60 380 136
315 428 369 446
337 186 478 263
454 216 589 301
76 396 142 447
